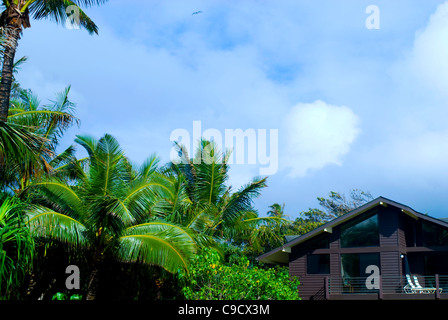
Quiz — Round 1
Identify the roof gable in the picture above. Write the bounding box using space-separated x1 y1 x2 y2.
257 196 448 264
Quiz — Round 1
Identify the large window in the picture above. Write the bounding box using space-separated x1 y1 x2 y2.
304 233 329 250
341 253 380 293
340 212 379 248
341 253 379 278
422 221 448 247
307 254 330 274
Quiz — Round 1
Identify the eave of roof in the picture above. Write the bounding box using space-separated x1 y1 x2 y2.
256 196 448 264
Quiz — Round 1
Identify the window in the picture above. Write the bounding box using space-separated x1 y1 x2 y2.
340 212 379 248
341 253 380 293
425 253 448 275
307 254 330 274
304 233 330 250
422 221 448 247
341 253 379 278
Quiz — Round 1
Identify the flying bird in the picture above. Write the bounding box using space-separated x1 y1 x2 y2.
192 11 202 15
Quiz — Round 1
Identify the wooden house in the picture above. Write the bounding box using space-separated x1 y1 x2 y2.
257 197 448 300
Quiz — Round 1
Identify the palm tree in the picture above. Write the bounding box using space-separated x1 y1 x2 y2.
267 203 287 219
0 117 45 192
24 134 197 300
1 86 79 193
162 140 282 254
0 0 108 121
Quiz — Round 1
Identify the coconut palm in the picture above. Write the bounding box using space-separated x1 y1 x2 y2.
161 140 284 254
0 118 45 193
0 0 108 121
267 203 288 219
24 134 197 300
1 86 79 193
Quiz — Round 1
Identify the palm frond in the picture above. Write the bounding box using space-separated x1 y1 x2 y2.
192 140 229 205
219 177 267 226
25 204 88 246
29 0 103 34
74 134 97 158
118 221 197 273
151 172 192 222
24 179 84 218
138 153 160 180
0 197 34 299
0 121 46 167
124 174 174 221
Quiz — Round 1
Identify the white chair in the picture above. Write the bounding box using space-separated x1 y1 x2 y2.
413 276 434 294
404 274 420 294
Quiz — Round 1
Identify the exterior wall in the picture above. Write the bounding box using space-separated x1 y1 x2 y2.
289 235 330 300
378 206 402 279
290 205 404 300
277 198 448 300
289 205 448 300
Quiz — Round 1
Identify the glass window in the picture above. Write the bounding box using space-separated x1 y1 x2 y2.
341 253 380 278
341 253 380 293
307 254 330 274
422 221 448 247
425 253 448 275
304 233 330 250
340 212 379 248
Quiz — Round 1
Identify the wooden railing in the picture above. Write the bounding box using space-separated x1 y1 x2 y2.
324 275 448 299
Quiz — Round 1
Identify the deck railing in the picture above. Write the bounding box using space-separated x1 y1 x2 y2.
326 275 448 299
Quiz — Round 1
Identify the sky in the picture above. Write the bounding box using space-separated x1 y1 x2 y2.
13 0 448 219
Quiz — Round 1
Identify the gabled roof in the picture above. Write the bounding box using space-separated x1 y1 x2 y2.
256 196 448 265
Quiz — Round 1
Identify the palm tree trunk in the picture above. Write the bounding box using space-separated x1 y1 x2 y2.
86 268 100 300
0 3 30 122
86 248 104 300
0 27 19 122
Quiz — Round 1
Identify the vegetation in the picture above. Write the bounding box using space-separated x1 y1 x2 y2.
0 0 108 121
0 3 374 299
0 196 34 299
24 134 198 300
178 247 300 300
0 92 373 300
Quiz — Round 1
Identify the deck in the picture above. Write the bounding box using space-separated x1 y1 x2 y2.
323 275 448 300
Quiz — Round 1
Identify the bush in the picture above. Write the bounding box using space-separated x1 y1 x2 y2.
178 248 300 300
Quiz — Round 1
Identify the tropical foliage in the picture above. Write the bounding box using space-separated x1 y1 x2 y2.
23 134 198 300
164 140 290 257
0 196 34 299
3 86 79 193
0 0 108 121
178 247 300 300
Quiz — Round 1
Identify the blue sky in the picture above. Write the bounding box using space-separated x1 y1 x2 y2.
14 0 448 219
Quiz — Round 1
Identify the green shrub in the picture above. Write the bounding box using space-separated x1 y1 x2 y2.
178 248 300 300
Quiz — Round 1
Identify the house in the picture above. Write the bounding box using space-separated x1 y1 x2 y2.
257 197 448 300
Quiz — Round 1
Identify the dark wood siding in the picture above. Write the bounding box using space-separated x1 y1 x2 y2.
288 203 448 300
380 251 401 278
378 207 401 278
290 236 326 300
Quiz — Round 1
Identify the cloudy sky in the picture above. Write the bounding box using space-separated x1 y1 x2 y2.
14 0 448 219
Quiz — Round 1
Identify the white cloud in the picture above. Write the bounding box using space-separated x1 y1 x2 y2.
407 1 448 96
282 100 360 177
355 1 448 187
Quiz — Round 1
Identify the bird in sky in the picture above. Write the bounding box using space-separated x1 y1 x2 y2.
192 11 202 15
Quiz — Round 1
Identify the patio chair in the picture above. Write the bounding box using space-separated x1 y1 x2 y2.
413 276 434 294
414 276 444 294
404 274 423 294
